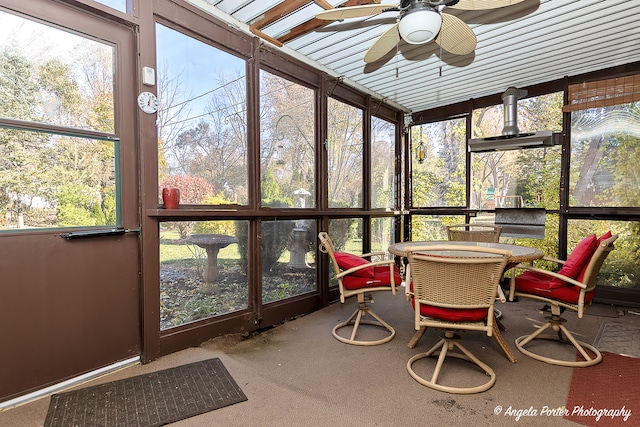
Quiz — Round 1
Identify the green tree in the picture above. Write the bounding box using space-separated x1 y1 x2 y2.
0 52 47 227
327 98 363 207
259 72 315 205
411 119 465 207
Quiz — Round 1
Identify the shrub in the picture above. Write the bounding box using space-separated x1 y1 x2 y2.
235 199 293 272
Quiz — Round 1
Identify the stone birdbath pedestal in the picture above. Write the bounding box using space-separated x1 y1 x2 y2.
186 234 238 283
290 188 311 269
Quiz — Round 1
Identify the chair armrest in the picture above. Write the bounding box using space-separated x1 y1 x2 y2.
513 264 586 289
335 259 396 279
361 251 386 259
540 255 566 266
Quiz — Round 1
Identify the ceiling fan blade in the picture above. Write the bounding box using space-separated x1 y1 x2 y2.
364 23 400 63
315 4 398 21
447 0 525 10
435 13 477 55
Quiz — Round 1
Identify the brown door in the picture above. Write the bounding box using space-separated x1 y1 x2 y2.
0 0 140 402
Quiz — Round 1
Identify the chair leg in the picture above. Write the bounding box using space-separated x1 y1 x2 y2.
407 331 496 394
515 315 602 367
408 326 427 349
492 323 517 363
332 300 395 346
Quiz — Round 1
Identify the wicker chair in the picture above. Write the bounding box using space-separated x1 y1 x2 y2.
447 223 507 328
405 245 511 394
446 224 502 243
318 232 401 346
509 233 617 367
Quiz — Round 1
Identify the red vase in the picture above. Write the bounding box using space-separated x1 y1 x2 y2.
162 188 180 209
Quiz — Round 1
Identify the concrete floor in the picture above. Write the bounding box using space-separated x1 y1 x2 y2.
1 289 638 427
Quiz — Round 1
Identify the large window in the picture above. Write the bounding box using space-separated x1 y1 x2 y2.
569 103 640 207
371 117 396 209
260 219 317 303
566 76 640 290
155 23 248 206
259 71 315 208
160 220 248 330
0 9 118 230
471 92 563 211
411 119 466 207
327 99 363 208
411 118 466 207
471 147 561 210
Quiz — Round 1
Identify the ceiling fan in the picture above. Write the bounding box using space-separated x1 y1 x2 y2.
316 0 526 64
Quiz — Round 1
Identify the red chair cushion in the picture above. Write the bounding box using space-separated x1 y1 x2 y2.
342 265 402 290
515 270 594 304
417 304 488 322
408 283 488 322
334 252 375 278
575 230 613 283
548 234 598 288
599 230 612 241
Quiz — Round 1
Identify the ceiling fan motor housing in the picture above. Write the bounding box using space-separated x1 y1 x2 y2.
399 2 443 44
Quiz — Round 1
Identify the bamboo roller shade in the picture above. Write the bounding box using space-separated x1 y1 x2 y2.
563 74 640 112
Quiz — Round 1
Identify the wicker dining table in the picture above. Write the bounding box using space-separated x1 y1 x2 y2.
388 240 544 363
388 240 544 266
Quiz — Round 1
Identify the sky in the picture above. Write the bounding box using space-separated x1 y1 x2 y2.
155 23 246 123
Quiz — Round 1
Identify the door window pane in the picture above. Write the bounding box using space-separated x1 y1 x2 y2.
0 129 118 230
0 10 115 132
0 10 119 230
569 102 640 207
327 99 363 208
160 220 248 330
259 71 315 208
411 119 465 207
371 117 396 209
155 23 248 205
261 219 317 303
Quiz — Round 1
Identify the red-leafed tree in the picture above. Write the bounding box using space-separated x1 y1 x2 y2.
159 175 215 238
159 175 215 204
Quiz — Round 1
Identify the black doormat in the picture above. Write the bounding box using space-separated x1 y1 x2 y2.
44 358 247 427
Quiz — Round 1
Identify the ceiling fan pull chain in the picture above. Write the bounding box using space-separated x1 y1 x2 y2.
439 41 443 77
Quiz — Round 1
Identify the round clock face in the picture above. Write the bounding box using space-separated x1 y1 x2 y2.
137 91 158 114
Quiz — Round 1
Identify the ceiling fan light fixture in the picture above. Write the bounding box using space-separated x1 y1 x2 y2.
398 8 442 44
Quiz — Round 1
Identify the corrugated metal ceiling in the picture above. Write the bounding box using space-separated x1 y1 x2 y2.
187 0 640 113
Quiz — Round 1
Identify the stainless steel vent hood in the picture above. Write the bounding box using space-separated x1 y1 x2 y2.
468 87 557 152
